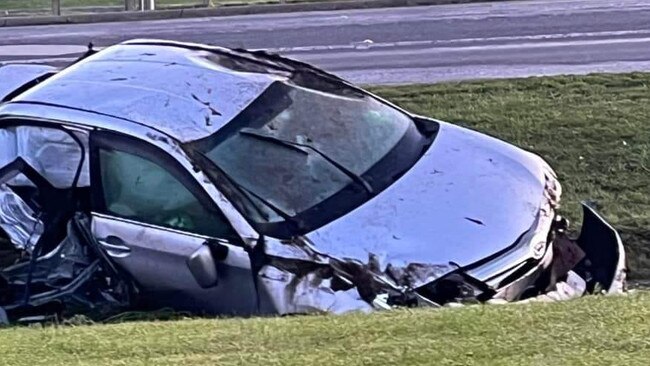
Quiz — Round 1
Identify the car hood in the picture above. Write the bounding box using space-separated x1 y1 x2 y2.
306 121 549 270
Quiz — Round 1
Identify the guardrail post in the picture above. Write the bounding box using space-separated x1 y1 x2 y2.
52 0 61 15
142 0 155 10
125 0 138 11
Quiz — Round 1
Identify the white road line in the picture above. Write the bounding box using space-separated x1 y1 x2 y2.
0 56 79 64
0 45 88 57
4 30 650 67
268 29 650 53
284 36 650 61
5 28 650 60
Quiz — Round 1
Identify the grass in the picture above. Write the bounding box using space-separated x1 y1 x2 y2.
0 293 649 365
371 73 650 278
0 0 203 11
0 0 122 11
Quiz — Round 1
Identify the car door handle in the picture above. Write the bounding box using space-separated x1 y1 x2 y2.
98 236 132 258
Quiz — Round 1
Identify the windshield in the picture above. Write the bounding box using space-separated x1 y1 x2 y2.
187 81 432 238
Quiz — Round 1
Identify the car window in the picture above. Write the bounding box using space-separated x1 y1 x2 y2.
187 81 431 238
0 126 89 188
199 83 411 217
97 147 235 239
0 124 88 252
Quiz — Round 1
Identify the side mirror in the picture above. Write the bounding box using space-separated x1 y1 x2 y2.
186 245 221 289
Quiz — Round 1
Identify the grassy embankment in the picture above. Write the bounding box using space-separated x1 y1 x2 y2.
0 293 649 365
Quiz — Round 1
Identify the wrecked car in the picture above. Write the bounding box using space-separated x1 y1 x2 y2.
0 39 626 323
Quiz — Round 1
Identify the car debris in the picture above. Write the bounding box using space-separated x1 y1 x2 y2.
0 39 626 324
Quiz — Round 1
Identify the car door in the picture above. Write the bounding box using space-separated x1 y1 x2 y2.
89 131 258 315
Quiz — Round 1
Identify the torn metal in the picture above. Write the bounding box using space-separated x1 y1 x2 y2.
0 214 134 324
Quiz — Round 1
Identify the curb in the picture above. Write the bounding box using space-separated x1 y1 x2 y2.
0 0 511 27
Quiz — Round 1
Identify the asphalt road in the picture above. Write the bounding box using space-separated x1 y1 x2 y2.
2 0 650 84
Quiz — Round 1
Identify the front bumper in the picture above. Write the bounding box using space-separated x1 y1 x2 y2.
471 202 626 303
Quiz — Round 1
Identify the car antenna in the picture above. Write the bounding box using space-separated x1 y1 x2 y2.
71 42 98 65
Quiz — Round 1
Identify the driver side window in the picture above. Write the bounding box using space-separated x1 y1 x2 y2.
97 147 235 239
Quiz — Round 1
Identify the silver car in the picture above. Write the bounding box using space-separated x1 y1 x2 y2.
0 39 625 323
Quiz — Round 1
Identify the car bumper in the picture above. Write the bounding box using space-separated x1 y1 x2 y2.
477 202 626 302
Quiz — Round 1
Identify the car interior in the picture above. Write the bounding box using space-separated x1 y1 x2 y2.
0 124 130 322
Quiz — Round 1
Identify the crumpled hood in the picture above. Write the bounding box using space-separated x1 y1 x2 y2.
307 121 549 271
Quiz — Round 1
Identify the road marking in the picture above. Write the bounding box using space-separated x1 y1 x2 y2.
268 29 650 54
283 36 650 61
0 56 79 65
4 30 650 76
5 33 650 65
2 27 650 61
0 45 88 57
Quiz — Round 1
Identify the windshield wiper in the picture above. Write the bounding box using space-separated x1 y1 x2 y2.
239 128 374 195
194 151 295 222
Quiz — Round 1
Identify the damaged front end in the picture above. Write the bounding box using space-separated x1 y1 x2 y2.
254 198 626 315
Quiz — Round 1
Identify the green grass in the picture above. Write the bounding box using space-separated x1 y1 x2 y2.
1 0 121 10
0 0 204 10
371 73 650 278
0 293 649 365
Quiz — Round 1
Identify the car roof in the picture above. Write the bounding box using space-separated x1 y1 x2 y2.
8 39 296 143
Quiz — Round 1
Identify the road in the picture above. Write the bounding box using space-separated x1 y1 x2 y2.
2 0 650 84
